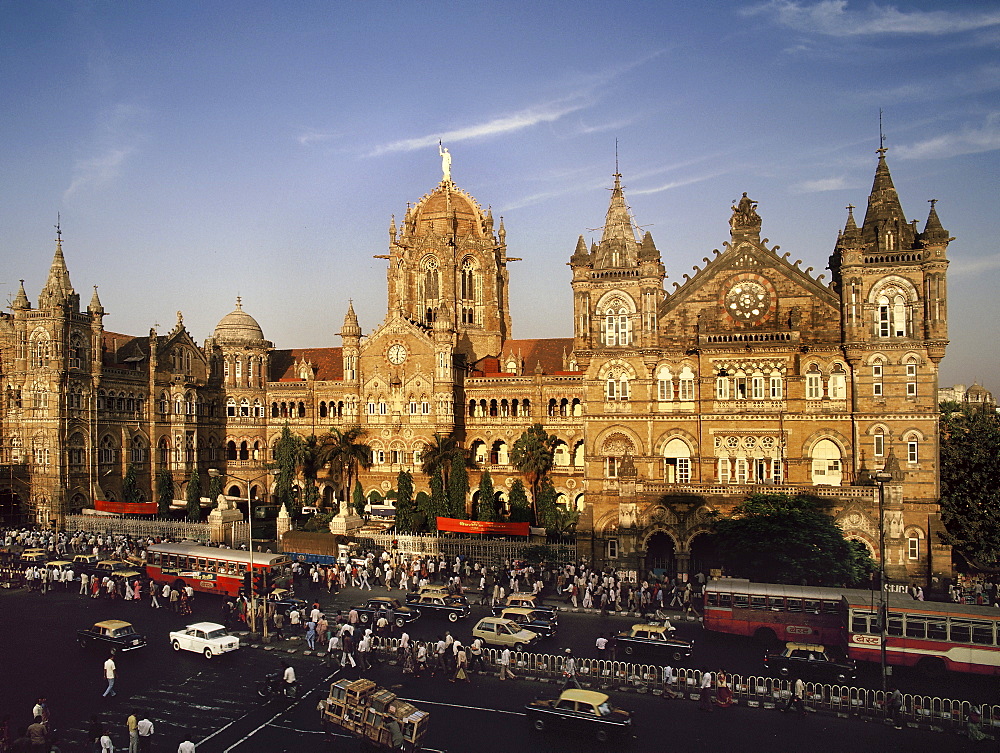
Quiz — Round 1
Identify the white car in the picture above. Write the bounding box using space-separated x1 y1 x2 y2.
169 621 240 659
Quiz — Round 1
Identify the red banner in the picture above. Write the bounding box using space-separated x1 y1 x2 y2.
435 517 530 536
94 499 159 515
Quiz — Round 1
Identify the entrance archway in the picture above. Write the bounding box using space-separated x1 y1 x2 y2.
644 531 676 578
689 532 722 577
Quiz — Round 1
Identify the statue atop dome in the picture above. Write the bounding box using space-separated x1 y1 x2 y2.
438 140 452 183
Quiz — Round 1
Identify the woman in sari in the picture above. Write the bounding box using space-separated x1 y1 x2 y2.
714 670 733 707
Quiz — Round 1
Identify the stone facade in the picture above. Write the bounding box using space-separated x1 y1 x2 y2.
0 149 952 587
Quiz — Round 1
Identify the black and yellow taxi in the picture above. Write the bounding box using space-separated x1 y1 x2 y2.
764 642 857 683
614 623 693 662
77 619 148 651
526 689 632 743
492 592 557 619
499 607 557 638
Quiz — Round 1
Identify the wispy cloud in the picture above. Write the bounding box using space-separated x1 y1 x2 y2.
743 1 1000 37
949 252 1000 276
368 97 592 157
297 130 340 146
895 113 1000 159
793 176 852 193
630 171 727 196
64 102 145 199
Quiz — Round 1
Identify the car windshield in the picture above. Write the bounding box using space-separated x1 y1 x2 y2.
204 628 228 640
112 627 135 637
596 702 613 717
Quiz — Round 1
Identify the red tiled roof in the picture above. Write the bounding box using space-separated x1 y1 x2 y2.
101 330 144 367
270 347 344 382
471 338 574 376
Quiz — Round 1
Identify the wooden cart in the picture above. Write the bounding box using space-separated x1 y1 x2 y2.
319 677 430 751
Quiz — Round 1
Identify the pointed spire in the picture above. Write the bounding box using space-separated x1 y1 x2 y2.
861 148 914 250
639 230 659 261
12 280 29 310
39 218 77 308
570 235 590 265
593 172 639 269
88 285 104 315
921 198 949 243
389 214 397 244
342 299 361 339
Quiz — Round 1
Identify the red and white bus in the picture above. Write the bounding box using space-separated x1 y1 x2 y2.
145 543 291 598
844 593 1000 676
703 579 872 645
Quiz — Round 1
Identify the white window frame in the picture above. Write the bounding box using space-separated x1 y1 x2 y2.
907 440 918 464
873 362 883 397
874 433 885 458
907 537 920 560
906 363 917 397
806 373 823 400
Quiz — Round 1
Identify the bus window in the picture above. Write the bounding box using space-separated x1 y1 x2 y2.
822 600 840 614
950 620 972 644
150 552 161 566
927 620 948 641
804 599 821 614
904 616 926 639
163 555 175 568
786 598 802 612
734 594 749 609
197 558 207 571
851 611 873 633
719 593 732 608
205 560 216 573
750 595 766 611
887 614 903 637
707 593 719 607
970 621 994 646
768 597 784 612
236 563 247 577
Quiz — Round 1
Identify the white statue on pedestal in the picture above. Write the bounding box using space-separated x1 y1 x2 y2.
439 141 451 183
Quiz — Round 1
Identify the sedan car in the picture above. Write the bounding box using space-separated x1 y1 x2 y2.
267 589 308 617
409 593 471 622
500 607 557 638
169 622 240 659
526 689 632 743
615 623 692 662
472 616 539 651
764 642 857 682
77 620 147 652
352 597 420 628
492 593 557 619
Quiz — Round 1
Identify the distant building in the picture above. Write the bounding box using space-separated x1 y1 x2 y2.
939 382 995 407
0 148 953 586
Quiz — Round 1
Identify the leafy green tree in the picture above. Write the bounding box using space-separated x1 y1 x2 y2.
509 423 557 525
448 454 469 519
156 468 174 516
206 471 224 508
297 434 324 511
507 479 532 524
535 477 559 530
711 493 875 587
273 425 303 515
427 471 448 529
321 426 373 513
476 470 496 522
185 468 202 521
395 470 415 533
414 490 432 532
122 463 141 505
939 402 1000 567
420 432 463 492
352 481 365 516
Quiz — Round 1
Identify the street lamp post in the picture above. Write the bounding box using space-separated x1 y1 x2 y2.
874 469 894 692
209 468 269 640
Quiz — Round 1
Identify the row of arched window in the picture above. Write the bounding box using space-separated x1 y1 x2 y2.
468 398 532 418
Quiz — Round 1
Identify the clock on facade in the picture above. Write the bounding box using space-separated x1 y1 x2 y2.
721 274 776 325
387 344 407 364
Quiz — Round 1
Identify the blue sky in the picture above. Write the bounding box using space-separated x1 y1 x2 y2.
2 1 998 391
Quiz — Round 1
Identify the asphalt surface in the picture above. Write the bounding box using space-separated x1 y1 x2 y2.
1 584 993 752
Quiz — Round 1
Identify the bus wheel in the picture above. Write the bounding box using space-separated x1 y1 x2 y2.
916 656 946 678
753 627 778 646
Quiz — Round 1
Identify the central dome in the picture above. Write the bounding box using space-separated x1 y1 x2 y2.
214 298 265 343
412 183 487 238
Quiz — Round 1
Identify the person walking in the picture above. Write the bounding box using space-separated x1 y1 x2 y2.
560 649 582 690
102 652 118 698
177 740 196 753
499 646 516 681
451 644 470 683
782 676 806 714
698 670 714 712
136 717 154 753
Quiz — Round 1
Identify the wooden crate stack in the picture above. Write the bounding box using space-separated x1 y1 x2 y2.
320 678 429 749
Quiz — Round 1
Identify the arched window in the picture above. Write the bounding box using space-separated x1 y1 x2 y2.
130 435 146 463
810 439 842 486
657 366 674 402
805 365 823 400
158 437 170 466
319 401 328 418
227 440 237 461
30 332 49 369
601 297 632 347
420 257 440 324
715 374 730 400
678 367 695 401
240 398 249 417
663 438 691 483
872 358 884 397
98 435 116 467
905 358 918 397
769 371 783 399
68 333 86 370
227 398 236 417
828 365 847 399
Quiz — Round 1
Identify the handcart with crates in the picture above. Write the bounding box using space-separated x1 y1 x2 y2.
319 677 430 751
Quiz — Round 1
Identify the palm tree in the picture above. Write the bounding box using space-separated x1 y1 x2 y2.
320 426 373 514
510 423 557 525
297 435 326 510
420 432 462 491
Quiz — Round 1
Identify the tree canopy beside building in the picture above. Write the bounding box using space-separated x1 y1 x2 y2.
711 493 875 587
939 401 1000 567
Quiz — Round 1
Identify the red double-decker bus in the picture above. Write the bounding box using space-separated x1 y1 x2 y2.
145 543 290 597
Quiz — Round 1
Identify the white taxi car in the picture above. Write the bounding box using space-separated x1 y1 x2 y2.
169 621 240 659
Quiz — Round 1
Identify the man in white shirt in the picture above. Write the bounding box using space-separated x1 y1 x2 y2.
102 653 117 697
137 717 154 753
177 740 196 753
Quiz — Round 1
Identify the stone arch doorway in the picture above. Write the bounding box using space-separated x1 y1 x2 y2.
644 531 676 579
689 532 722 577
0 490 25 527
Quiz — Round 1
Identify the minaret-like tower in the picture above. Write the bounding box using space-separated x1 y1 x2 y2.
569 172 665 350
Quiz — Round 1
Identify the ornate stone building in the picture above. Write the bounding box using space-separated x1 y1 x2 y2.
0 148 952 586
